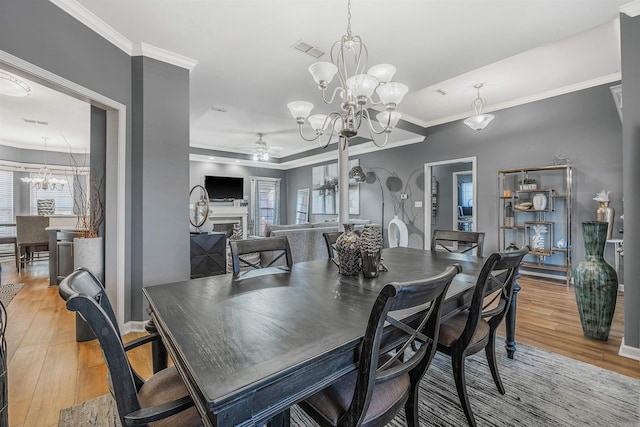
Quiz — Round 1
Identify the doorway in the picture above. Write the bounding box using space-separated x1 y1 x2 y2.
424 157 477 251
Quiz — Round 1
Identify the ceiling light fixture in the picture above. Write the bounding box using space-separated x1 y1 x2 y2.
252 133 270 162
463 83 494 131
287 0 408 149
20 137 67 190
0 70 31 97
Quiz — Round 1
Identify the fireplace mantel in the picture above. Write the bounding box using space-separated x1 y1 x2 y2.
208 206 248 239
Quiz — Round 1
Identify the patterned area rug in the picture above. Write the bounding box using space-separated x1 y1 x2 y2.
59 342 640 426
0 283 24 307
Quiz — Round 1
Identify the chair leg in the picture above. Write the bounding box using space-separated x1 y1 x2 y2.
452 352 476 427
404 380 420 427
485 331 505 394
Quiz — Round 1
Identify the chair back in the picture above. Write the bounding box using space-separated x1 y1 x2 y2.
58 268 144 424
458 247 529 349
322 231 342 262
431 229 485 257
229 236 293 274
16 215 49 246
341 264 462 426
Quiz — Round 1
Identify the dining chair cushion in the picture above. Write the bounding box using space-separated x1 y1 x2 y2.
138 366 202 427
438 310 490 347
302 368 410 425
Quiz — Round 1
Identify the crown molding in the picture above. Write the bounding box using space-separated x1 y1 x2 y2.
620 0 640 17
50 0 198 71
50 0 132 54
132 43 198 71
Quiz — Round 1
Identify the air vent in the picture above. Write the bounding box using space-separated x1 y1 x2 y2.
292 40 325 59
210 106 227 113
22 118 49 125
436 89 447 96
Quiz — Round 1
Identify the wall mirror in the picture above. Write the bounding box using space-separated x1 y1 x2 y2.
296 188 310 224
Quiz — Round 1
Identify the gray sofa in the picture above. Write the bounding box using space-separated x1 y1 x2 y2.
262 221 370 265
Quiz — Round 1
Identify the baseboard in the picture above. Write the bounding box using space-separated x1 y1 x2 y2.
122 320 146 334
618 338 640 361
618 283 624 292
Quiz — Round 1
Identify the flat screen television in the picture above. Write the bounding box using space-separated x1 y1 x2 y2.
204 176 244 200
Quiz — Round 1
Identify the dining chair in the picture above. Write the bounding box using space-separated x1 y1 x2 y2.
16 215 50 271
298 263 462 427
0 223 19 270
431 229 486 257
229 236 293 274
323 231 342 262
58 268 201 427
436 246 529 427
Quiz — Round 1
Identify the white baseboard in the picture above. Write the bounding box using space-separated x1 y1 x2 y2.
618 338 640 361
122 320 146 334
618 283 624 292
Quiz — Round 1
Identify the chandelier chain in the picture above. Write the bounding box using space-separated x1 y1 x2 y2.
346 0 352 37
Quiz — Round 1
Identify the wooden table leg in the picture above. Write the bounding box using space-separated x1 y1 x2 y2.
145 317 168 373
504 277 520 359
267 408 290 427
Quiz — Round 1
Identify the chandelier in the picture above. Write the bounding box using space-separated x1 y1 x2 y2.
20 137 67 190
253 133 270 162
0 70 31 97
463 83 495 131
287 0 408 148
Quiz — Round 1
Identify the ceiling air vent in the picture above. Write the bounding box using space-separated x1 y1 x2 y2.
22 118 49 125
292 40 325 59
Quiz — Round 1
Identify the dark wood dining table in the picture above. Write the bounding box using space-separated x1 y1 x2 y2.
143 247 520 427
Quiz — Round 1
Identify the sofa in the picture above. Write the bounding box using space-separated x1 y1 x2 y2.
261 220 370 265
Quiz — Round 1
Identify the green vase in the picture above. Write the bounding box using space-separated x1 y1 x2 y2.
573 221 618 341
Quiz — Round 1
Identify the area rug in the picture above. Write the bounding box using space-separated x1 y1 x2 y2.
59 342 640 426
0 283 24 307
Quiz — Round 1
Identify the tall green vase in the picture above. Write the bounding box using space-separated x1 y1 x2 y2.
573 221 618 341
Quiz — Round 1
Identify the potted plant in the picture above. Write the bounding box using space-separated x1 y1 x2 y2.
519 178 537 190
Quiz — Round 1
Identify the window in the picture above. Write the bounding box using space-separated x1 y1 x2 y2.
460 181 473 208
250 178 281 236
0 170 14 236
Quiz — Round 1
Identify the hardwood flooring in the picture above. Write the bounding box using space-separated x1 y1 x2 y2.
2 262 639 426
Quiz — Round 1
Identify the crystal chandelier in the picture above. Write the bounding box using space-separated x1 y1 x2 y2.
20 137 67 190
463 83 495 131
253 133 269 162
287 0 408 148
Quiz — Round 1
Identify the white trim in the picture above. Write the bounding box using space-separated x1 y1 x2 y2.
620 0 640 17
618 283 625 292
49 0 132 54
520 270 569 282
402 73 622 129
0 48 128 331
132 42 198 72
618 338 640 361
122 321 146 335
50 1 198 71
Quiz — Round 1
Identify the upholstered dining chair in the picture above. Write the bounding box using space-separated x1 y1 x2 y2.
16 215 50 271
436 246 529 427
229 236 293 274
431 229 486 257
58 268 202 427
297 264 462 427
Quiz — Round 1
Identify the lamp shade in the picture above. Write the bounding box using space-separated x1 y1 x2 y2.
287 101 314 120
367 64 396 83
464 114 495 131
376 111 402 129
309 62 338 86
376 82 408 107
346 74 379 98
308 114 329 131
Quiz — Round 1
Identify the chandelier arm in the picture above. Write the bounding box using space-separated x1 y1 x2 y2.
353 35 368 75
320 86 344 105
362 108 392 135
296 124 323 143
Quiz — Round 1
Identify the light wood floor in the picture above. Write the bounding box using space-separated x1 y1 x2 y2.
2 261 639 427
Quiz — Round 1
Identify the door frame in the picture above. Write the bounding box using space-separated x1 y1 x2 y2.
424 156 477 252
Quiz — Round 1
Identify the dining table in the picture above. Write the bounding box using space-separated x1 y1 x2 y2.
143 247 520 427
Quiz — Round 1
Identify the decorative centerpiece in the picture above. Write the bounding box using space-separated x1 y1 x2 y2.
532 193 547 210
574 221 618 341
360 224 383 278
593 190 615 240
336 224 362 276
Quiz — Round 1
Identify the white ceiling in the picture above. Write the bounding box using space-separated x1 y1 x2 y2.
0 0 630 164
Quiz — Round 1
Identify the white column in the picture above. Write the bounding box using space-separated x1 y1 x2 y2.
338 136 349 231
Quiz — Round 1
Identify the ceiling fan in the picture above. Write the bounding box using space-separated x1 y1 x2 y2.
246 133 283 162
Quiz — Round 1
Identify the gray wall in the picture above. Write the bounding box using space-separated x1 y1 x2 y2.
288 83 623 264
621 13 640 350
131 56 190 320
